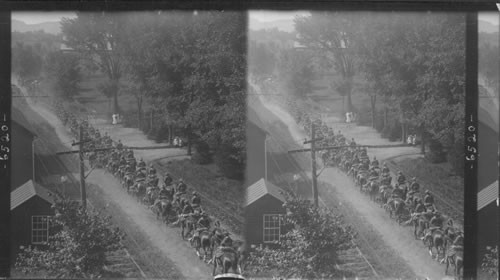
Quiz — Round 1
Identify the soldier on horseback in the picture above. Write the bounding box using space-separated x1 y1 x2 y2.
423 190 435 211
382 162 390 174
148 164 156 176
177 178 187 194
409 177 420 195
392 184 404 199
371 156 379 168
424 211 443 238
414 199 426 214
182 201 193 215
191 191 201 207
138 158 146 168
397 171 406 185
164 172 173 186
116 139 123 150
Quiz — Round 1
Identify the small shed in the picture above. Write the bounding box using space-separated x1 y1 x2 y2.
244 178 286 246
10 180 55 261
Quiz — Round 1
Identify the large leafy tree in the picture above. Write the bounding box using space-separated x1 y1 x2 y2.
249 193 354 279
295 12 359 113
44 51 82 98
61 12 125 114
16 198 124 278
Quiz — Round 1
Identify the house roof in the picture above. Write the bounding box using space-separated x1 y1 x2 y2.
11 107 37 137
244 178 286 207
247 107 268 137
11 180 55 210
478 180 498 211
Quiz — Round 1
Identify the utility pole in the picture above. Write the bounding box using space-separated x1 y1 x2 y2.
310 123 318 207
78 125 87 210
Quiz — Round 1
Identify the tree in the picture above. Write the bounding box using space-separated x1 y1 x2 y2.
12 42 43 82
249 192 354 279
61 12 125 114
276 48 316 100
44 51 82 98
295 12 358 113
16 198 124 278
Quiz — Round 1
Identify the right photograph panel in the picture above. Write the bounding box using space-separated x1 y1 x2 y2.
477 11 499 280
245 10 467 279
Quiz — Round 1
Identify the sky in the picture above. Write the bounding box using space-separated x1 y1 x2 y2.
249 10 310 22
12 12 76 24
478 12 499 26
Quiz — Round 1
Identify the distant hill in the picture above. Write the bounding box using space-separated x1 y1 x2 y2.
249 18 297 32
12 19 61 35
479 20 498 34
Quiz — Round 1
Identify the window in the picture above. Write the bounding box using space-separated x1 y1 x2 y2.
263 214 281 243
32 216 50 244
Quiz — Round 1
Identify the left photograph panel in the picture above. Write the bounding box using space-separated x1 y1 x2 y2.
10 11 247 279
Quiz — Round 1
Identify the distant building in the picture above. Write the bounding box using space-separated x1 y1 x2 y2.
244 178 286 246
10 180 55 260
11 107 37 190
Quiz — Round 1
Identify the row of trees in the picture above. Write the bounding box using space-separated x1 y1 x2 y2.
43 11 247 179
249 12 466 175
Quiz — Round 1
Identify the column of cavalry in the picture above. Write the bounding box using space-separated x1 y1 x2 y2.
52 100 245 276
298 113 464 277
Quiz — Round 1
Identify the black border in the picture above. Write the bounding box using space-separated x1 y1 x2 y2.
464 12 479 279
0 10 10 279
1 1 494 279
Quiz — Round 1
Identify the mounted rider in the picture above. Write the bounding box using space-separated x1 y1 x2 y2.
148 164 157 176
116 139 123 150
441 231 464 264
424 211 443 238
408 177 420 195
164 172 173 186
182 201 194 215
391 184 404 199
176 178 187 194
414 199 426 214
371 156 379 168
423 190 435 210
396 171 406 186
191 191 201 208
138 158 146 169
382 162 390 174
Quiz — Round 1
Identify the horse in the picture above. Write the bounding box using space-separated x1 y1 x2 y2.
423 229 445 261
444 246 463 278
132 180 147 202
190 229 213 262
408 214 428 239
385 197 405 220
368 180 379 201
212 247 239 276
179 214 196 240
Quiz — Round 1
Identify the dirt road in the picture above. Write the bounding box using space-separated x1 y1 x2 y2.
253 85 450 280
15 81 214 279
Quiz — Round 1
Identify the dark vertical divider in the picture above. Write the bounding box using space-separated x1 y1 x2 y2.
0 10 11 278
464 11 478 279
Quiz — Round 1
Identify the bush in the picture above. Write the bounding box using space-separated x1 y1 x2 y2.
425 138 446 163
382 120 401 142
374 114 385 133
447 140 464 176
214 144 244 180
192 140 212 165
154 125 170 143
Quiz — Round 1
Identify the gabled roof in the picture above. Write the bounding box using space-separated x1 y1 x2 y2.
244 178 286 207
478 180 498 211
11 180 55 210
11 107 37 137
247 107 268 137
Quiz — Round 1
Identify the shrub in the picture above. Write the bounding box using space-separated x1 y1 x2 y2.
425 138 446 163
214 144 244 180
191 140 212 165
382 120 401 142
154 125 170 143
447 140 464 176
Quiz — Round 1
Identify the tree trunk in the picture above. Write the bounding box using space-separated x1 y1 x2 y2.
137 97 143 130
186 125 192 156
370 95 376 128
401 122 405 143
346 91 353 113
384 107 388 130
168 125 172 144
420 125 426 154
150 110 153 132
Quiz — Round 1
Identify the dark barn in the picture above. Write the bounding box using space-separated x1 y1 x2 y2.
11 108 36 190
10 180 55 261
244 178 286 246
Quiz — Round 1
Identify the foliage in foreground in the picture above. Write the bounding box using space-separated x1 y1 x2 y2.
481 245 498 278
248 192 354 279
16 198 124 278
